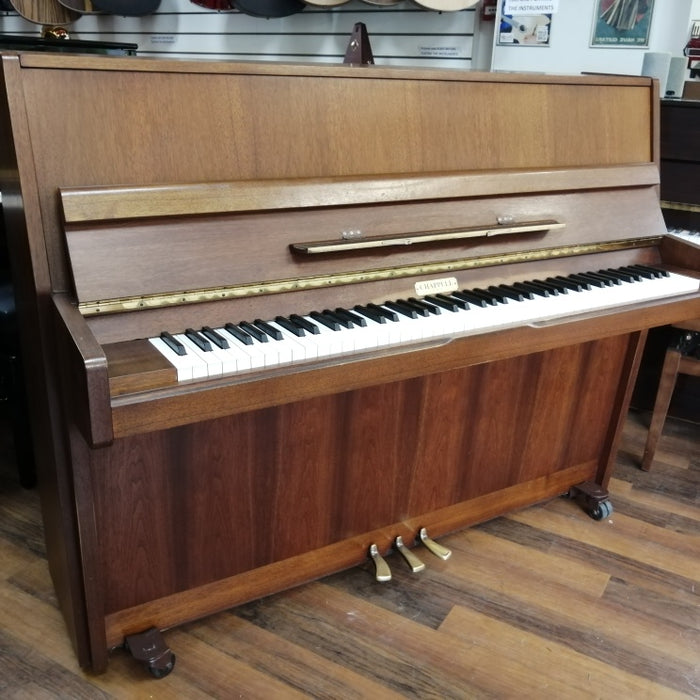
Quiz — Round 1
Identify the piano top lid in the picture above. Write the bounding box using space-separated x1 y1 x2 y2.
9 50 656 87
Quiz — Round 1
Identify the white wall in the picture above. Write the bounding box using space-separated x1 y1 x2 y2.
0 0 477 69
0 0 696 77
491 0 694 77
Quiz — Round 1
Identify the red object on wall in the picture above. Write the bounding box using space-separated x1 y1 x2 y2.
481 0 497 20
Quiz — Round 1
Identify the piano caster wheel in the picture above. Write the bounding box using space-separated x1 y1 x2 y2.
568 481 613 521
124 627 176 679
590 499 613 521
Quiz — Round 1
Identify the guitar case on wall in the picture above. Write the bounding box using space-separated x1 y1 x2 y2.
91 0 160 15
233 0 305 17
189 0 235 8
56 0 104 12
7 0 80 23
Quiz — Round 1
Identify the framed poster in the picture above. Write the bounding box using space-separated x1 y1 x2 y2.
497 0 552 46
591 0 655 48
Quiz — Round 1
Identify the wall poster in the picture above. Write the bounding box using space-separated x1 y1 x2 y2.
591 0 655 48
497 1 553 46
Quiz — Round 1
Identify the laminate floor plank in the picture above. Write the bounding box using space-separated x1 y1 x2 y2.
237 582 551 699
0 409 697 698
438 604 692 700
508 505 700 578
186 614 407 699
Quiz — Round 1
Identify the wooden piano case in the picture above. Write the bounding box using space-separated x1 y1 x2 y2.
1 53 698 675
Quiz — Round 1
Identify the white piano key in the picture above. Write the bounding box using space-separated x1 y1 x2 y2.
218 327 266 369
149 267 700 382
149 336 206 381
267 321 316 361
176 333 225 376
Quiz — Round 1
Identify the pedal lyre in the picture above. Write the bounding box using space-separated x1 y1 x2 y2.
419 527 452 560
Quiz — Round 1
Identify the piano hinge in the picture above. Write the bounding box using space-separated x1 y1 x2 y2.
76 236 662 316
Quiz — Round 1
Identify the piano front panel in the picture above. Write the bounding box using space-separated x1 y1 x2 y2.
92 333 632 616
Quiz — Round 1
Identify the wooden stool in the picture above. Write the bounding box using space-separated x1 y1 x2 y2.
641 320 700 470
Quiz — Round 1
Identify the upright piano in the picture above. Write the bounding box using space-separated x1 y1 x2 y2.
1 53 698 676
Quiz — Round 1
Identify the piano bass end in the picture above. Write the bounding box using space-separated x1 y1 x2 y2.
106 339 178 396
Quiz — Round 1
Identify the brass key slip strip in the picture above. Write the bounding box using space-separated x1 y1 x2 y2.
77 236 661 316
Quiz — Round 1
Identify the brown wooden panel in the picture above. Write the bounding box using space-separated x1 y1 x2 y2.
5 56 654 295
63 182 664 310
92 336 627 615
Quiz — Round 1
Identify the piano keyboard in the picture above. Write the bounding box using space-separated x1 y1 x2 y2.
668 228 700 244
149 265 700 382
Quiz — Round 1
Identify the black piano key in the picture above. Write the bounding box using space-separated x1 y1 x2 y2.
494 285 526 302
335 308 367 327
399 298 430 317
224 323 254 345
590 270 622 285
160 331 187 356
512 281 550 297
471 288 502 305
365 303 399 322
571 273 606 288
201 326 230 349
630 264 668 278
310 310 342 331
600 268 635 283
538 278 567 294
617 266 644 281
322 309 354 328
185 328 212 351
527 279 562 295
275 315 306 337
239 321 269 343
384 300 419 319
567 274 596 289
289 314 320 335
582 271 615 286
354 304 387 324
408 297 441 315
435 293 468 310
550 275 586 292
476 287 505 304
254 319 284 340
452 290 488 308
424 294 461 312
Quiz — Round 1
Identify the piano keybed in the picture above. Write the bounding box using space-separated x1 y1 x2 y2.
149 264 700 382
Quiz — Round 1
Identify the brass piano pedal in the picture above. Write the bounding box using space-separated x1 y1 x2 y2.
419 527 452 561
369 543 392 582
395 535 426 573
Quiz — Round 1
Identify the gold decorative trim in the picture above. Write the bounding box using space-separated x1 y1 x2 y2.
78 236 661 316
660 200 700 214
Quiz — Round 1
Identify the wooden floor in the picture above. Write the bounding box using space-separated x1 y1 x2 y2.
0 409 698 699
